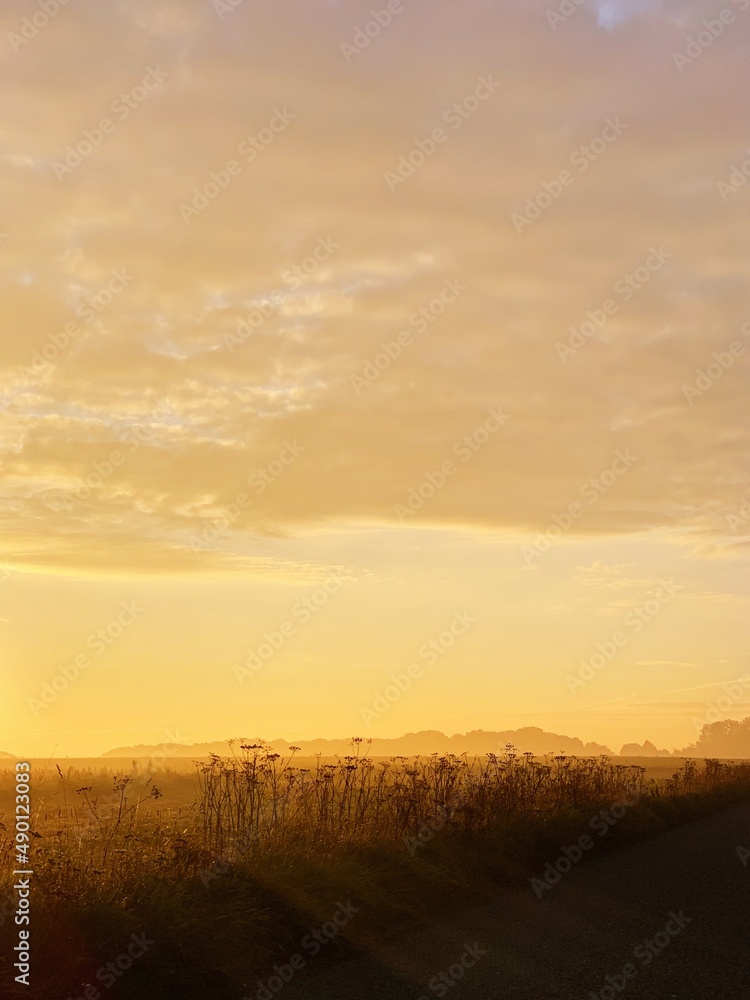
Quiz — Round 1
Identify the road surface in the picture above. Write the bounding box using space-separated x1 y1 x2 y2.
280 801 750 999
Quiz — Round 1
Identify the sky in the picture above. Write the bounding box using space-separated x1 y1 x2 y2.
1 0 748 757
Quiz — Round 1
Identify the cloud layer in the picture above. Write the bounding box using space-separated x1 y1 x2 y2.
1 0 749 573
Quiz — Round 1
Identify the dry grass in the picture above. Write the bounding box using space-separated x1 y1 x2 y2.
1 745 750 999
197 741 650 854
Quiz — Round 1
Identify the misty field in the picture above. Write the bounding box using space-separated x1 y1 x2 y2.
2 745 750 999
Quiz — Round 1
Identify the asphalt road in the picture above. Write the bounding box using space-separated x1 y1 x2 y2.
280 801 750 1000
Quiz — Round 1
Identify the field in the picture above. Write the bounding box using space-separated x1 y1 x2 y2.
2 745 750 999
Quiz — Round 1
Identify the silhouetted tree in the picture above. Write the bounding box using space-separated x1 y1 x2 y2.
681 717 750 758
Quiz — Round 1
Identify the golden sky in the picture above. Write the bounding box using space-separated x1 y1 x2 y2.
1 0 749 756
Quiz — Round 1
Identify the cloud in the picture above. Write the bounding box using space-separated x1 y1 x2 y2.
1 0 749 573
596 0 662 31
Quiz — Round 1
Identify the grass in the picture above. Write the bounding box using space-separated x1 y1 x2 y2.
1 745 750 999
